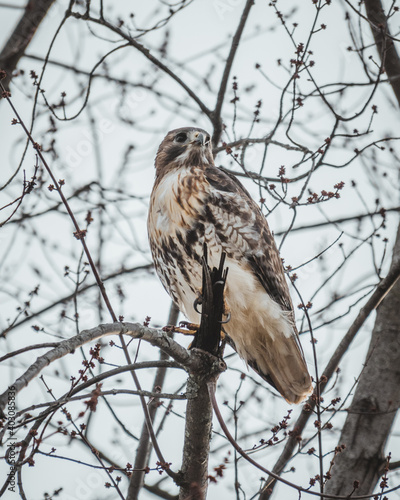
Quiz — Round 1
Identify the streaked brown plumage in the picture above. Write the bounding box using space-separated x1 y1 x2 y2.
147 127 313 403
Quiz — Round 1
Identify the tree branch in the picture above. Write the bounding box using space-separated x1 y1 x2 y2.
0 78 179 486
208 381 400 500
0 0 56 92
68 10 212 119
325 223 400 495
364 0 400 106
211 0 255 146
274 208 399 236
0 321 191 415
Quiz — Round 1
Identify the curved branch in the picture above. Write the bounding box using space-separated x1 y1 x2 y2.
0 321 191 413
68 10 212 119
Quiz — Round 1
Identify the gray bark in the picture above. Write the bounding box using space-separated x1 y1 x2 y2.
0 321 192 415
179 371 213 500
178 352 225 500
325 224 400 495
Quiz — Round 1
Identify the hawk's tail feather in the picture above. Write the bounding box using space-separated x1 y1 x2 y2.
248 354 312 404
227 333 313 404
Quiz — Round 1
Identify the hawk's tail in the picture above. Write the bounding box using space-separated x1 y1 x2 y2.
247 334 313 404
228 330 313 404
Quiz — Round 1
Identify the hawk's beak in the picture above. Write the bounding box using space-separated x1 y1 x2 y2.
194 133 205 146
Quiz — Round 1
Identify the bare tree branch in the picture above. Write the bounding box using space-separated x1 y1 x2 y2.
0 0 56 92
0 78 182 486
68 10 212 120
211 0 255 146
208 381 400 500
364 0 400 106
178 249 228 500
0 321 191 415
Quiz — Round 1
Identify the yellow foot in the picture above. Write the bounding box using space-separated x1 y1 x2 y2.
163 321 199 336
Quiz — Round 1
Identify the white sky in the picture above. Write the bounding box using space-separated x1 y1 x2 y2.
1 1 400 499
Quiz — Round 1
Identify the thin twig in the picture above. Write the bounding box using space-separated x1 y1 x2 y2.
68 11 212 119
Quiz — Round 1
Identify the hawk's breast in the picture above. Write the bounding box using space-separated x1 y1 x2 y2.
148 167 207 317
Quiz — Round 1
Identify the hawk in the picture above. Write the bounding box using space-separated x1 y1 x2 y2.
147 127 313 403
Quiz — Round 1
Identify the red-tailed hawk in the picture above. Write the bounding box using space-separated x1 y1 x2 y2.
147 127 313 403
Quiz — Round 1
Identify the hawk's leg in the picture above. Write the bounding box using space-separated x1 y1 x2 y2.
163 322 198 335
162 324 194 335
170 293 202 335
163 297 230 338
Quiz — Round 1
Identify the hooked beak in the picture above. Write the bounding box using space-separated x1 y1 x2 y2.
194 133 205 146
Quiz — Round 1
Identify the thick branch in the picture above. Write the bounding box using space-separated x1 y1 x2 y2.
178 351 226 500
0 0 56 92
178 249 227 500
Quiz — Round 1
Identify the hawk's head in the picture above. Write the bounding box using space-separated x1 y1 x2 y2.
155 127 213 174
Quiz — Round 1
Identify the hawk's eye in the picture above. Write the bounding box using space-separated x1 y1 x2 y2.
175 132 187 143
205 135 211 144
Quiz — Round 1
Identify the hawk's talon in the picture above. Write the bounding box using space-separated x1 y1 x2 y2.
193 297 202 314
220 312 231 324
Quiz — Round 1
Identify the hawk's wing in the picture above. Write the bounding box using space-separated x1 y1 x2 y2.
204 165 294 314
